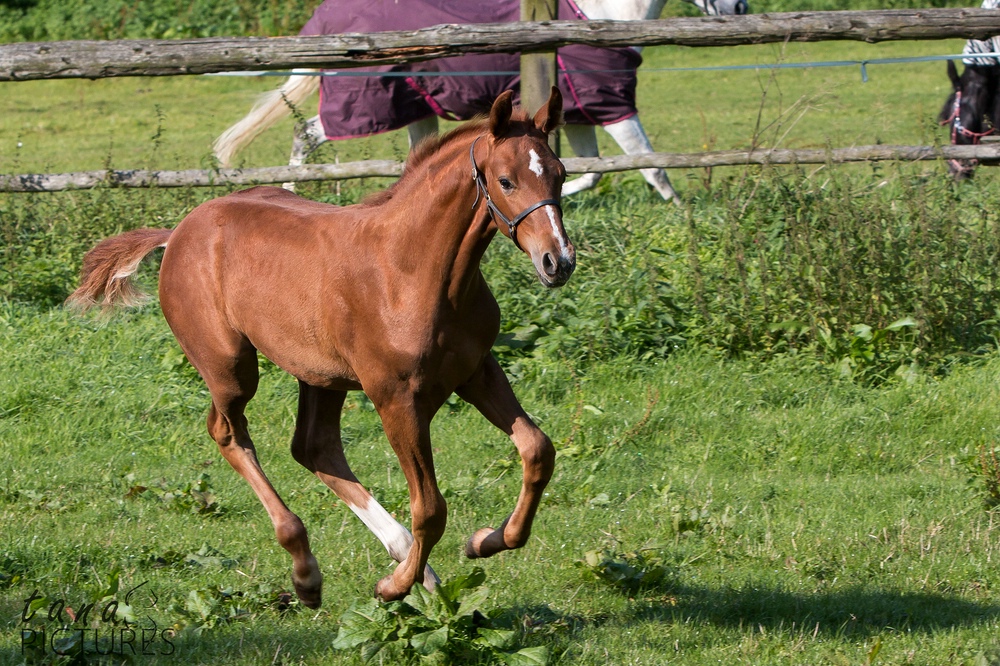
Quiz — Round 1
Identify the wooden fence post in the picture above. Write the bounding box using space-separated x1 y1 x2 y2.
520 0 559 152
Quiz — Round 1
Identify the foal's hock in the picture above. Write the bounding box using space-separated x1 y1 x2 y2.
68 89 575 604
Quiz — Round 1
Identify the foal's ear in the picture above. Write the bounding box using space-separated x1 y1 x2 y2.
948 60 961 90
490 90 515 138
533 86 563 135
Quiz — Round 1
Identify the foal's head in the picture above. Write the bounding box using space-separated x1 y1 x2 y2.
939 60 1000 179
475 89 575 287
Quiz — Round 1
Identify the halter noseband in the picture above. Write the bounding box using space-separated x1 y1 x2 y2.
470 137 561 252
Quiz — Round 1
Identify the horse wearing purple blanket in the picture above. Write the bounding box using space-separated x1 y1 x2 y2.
214 0 749 204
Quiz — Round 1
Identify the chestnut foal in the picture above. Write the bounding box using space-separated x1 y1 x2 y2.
68 89 575 604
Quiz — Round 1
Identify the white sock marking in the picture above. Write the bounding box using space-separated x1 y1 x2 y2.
348 495 442 589
349 496 413 562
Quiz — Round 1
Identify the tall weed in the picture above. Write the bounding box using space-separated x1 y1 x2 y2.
677 167 1000 375
3 165 999 382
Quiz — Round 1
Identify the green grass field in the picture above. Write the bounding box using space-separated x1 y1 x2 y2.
3 29 1000 665
4 303 1000 665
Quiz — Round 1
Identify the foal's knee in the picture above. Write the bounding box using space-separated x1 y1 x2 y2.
207 404 242 447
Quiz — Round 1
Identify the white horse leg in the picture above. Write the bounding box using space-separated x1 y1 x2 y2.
407 115 439 149
603 115 681 204
284 115 328 191
561 124 603 196
682 0 749 16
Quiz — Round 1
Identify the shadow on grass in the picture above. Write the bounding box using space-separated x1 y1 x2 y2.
629 581 1000 637
499 581 1000 644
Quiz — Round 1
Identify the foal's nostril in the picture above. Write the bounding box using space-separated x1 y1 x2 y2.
542 253 557 276
736 1 747 13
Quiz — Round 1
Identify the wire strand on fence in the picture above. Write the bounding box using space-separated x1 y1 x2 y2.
3 145 998 193
204 52 1000 85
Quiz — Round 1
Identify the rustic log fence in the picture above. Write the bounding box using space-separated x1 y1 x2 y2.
1 8 996 191
2 145 994 193
4 9 1000 81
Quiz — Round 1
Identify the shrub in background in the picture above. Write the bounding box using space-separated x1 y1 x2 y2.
4 165 1000 382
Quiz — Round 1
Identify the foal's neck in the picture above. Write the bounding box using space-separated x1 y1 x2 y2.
382 136 496 305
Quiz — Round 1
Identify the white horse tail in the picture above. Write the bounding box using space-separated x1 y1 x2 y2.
213 70 321 167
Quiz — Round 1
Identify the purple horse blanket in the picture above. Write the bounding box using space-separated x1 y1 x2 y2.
299 0 642 139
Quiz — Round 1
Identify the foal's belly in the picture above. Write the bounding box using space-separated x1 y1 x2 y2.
246 327 364 391
246 315 490 398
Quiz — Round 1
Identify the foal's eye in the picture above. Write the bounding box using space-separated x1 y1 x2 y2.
498 177 514 193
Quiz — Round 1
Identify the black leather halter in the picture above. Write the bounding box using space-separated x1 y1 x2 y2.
469 137 561 252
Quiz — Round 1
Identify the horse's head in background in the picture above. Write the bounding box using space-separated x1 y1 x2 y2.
939 60 1000 178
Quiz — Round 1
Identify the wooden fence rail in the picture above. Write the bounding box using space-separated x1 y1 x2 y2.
3 9 1000 81
1 145 992 192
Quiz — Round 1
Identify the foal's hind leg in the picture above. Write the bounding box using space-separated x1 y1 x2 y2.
291 382 439 592
457 356 555 559
180 337 323 607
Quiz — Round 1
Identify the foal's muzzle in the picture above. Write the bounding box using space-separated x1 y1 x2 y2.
535 243 576 288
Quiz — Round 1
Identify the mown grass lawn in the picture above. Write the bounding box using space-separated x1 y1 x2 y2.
3 34 1000 665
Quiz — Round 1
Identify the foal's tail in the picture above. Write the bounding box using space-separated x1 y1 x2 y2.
66 228 173 311
213 71 320 167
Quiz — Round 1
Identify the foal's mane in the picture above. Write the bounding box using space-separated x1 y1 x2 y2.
362 109 533 207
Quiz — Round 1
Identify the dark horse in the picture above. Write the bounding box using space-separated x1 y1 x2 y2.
939 59 1000 178
68 89 574 604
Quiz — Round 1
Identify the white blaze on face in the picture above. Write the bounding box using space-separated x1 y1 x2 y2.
546 206 571 257
528 149 545 178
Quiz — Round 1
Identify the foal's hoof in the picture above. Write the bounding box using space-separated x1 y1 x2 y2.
292 578 322 609
465 527 503 559
374 575 409 602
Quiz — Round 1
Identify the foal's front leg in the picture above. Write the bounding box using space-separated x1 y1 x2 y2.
369 393 447 601
291 382 440 592
457 356 556 559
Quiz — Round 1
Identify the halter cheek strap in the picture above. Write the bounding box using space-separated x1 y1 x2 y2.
941 90 997 144
470 137 561 252
940 90 996 175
